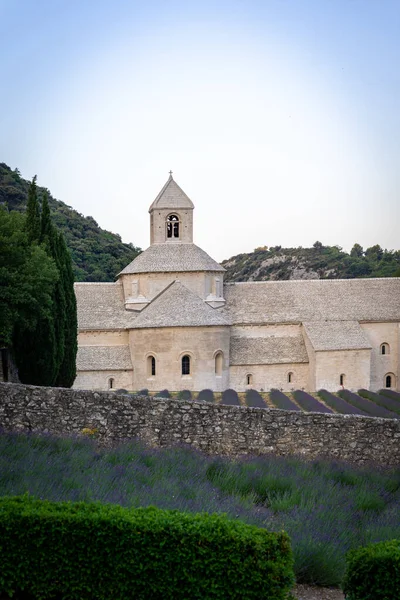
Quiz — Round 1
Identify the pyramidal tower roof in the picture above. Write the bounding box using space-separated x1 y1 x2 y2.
149 172 194 211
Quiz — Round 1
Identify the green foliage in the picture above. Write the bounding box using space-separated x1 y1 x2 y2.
0 163 141 282
25 175 40 243
0 208 58 348
0 495 294 600
8 177 77 387
222 242 400 282
178 389 192 400
342 540 400 600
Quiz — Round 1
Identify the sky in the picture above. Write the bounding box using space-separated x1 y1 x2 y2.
1 0 399 261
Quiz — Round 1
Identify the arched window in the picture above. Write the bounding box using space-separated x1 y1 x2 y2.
215 352 223 376
147 355 156 377
385 374 393 388
166 214 180 239
108 378 114 389
381 343 390 355
246 374 253 386
340 374 345 387
182 355 190 375
288 372 293 384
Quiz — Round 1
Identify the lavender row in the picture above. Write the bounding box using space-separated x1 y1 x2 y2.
379 389 400 402
269 389 301 411
292 390 333 413
358 389 400 417
317 390 369 416
245 389 267 409
338 390 398 419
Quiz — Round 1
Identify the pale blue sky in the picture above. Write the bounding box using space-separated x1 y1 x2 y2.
1 0 399 260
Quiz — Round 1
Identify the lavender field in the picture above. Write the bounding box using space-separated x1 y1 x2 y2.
1 430 399 587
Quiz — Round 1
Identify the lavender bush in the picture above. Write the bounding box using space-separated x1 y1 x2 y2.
1 430 399 587
317 390 369 416
358 389 400 417
245 389 267 408
221 389 240 406
379 389 400 402
269 389 300 411
197 389 215 403
292 390 333 413
338 389 398 419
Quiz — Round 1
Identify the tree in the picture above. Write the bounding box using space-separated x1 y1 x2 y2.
0 208 58 349
10 179 78 387
350 243 364 258
25 175 40 243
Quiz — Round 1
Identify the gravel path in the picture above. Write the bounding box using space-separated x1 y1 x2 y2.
293 584 345 600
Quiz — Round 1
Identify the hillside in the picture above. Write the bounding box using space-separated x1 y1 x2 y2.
0 163 141 282
222 242 400 282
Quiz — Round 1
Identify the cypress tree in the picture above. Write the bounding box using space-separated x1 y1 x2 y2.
55 232 77 387
25 176 40 243
40 193 77 386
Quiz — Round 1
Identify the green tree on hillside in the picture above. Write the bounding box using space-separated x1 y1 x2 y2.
0 208 57 350
11 179 77 386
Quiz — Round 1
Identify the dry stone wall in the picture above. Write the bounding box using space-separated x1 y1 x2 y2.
0 382 399 465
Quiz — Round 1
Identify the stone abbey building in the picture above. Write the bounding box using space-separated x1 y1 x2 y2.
74 174 399 393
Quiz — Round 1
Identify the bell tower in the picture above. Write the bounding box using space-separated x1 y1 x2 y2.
149 172 194 245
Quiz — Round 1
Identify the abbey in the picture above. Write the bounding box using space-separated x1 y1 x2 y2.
74 174 399 393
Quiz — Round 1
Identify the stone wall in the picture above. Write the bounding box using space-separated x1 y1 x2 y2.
0 382 399 465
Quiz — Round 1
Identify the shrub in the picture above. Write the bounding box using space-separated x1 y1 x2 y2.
292 390 333 413
338 389 397 419
270 389 300 411
197 389 215 402
358 389 400 417
342 539 400 599
221 388 240 406
137 388 149 396
245 389 266 408
379 389 400 402
317 389 368 416
178 389 192 400
154 389 171 398
115 388 130 395
0 495 295 600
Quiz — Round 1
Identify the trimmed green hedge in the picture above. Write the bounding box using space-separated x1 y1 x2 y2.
342 539 400 600
0 496 294 600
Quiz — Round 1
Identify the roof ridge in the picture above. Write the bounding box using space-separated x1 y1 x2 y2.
225 277 400 285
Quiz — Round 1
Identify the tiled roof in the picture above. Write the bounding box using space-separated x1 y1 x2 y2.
77 346 132 370
132 281 230 329
149 174 194 211
119 243 225 274
223 278 400 324
75 283 136 330
230 336 309 365
303 321 372 351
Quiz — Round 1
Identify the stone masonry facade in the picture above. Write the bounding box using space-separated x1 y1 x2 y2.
73 174 400 394
1 382 399 466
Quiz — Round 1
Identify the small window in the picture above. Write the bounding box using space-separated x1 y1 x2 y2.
246 374 253 385
147 355 156 377
215 352 223 376
182 355 190 375
108 378 114 389
167 214 180 239
288 372 293 384
340 374 345 387
385 374 392 388
381 343 390 355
